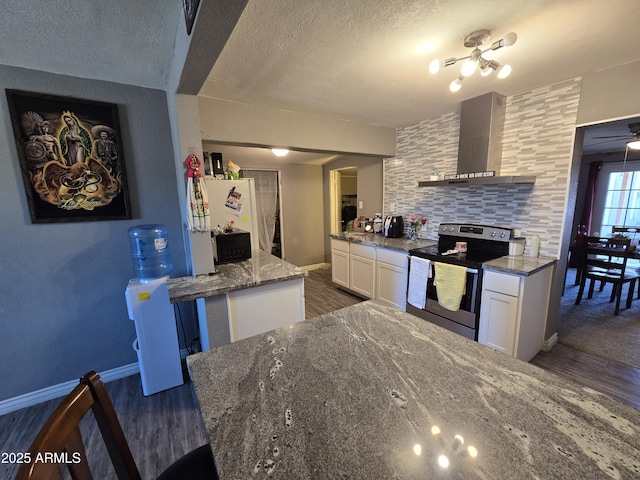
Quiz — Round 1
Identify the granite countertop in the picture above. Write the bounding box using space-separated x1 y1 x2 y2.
330 231 436 251
187 301 640 479
167 250 308 303
483 254 557 276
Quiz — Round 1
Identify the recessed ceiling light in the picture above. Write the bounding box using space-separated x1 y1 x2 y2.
272 148 289 157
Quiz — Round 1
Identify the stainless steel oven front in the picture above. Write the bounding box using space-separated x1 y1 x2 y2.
406 263 481 340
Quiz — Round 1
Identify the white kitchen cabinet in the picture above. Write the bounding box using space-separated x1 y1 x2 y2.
376 248 409 311
349 243 376 299
331 239 350 288
331 238 409 309
478 267 553 361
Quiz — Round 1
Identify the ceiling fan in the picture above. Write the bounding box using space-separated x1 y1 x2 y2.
592 122 640 150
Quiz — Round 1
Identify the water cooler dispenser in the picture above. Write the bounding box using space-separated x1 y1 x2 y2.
124 225 183 396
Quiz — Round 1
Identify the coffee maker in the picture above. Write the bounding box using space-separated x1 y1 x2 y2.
384 215 404 238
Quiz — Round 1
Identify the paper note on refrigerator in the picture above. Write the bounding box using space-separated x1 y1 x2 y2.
224 186 243 212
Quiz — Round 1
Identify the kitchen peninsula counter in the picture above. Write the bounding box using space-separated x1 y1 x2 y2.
168 250 307 347
330 231 436 251
167 250 308 303
188 301 640 479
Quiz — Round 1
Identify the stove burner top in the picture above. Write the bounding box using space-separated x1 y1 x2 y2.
408 223 512 269
408 244 506 269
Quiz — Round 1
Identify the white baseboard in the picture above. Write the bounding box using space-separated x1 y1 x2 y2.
0 363 140 416
542 332 558 352
301 262 330 271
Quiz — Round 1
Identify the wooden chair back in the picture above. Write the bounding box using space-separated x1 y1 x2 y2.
584 236 633 278
15 371 141 480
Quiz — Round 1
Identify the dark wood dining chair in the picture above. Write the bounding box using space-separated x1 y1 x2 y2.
612 226 640 296
15 370 218 480
574 236 639 315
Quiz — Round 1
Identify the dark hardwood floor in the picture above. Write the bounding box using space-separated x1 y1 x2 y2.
1 266 638 478
304 266 363 318
530 343 640 409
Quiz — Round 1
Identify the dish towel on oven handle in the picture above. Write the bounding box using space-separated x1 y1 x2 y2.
433 262 467 311
407 257 430 309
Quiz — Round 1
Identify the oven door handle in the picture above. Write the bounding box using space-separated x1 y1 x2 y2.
407 255 478 275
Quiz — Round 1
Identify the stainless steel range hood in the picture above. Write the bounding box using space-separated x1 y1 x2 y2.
419 92 535 187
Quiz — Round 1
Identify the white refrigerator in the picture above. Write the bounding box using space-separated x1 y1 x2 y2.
204 178 260 251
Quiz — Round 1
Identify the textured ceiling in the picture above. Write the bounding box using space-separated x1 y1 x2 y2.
3 0 639 158
199 0 640 155
0 0 181 90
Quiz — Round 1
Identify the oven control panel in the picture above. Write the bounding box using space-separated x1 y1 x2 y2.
439 223 512 242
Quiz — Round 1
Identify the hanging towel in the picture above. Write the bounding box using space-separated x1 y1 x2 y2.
184 154 210 232
433 262 467 311
407 257 430 309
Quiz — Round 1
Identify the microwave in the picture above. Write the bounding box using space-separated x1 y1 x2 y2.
212 229 251 264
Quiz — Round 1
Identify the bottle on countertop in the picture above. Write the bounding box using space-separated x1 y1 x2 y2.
529 234 540 257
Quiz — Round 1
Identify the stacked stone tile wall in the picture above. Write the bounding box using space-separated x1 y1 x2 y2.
384 78 581 257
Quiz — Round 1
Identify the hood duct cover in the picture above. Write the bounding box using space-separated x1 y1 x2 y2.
419 91 535 187
458 91 505 174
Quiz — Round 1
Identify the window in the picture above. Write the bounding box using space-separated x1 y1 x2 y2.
595 162 640 235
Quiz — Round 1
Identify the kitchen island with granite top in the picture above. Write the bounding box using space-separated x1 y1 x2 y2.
188 301 640 480
168 250 308 349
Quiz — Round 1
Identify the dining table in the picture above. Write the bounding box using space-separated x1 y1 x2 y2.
568 240 640 286
187 301 640 479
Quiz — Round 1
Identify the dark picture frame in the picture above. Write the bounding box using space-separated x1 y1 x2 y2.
183 0 201 35
6 90 132 223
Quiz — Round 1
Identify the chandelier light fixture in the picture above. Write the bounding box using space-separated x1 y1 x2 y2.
429 29 517 92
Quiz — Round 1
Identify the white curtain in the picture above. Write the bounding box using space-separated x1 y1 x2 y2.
242 169 278 253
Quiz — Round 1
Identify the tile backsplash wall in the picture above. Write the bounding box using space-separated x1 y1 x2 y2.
384 78 581 257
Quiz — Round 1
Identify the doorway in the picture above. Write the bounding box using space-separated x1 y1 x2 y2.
330 167 358 233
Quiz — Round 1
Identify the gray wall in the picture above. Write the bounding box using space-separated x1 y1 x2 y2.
0 66 188 401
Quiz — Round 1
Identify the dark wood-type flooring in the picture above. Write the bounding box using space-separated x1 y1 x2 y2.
1 266 638 479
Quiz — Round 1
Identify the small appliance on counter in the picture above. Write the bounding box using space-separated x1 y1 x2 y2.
384 215 404 238
213 228 251 264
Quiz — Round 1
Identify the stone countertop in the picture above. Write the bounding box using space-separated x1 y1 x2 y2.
330 231 436 252
167 250 308 303
483 254 558 276
187 301 640 480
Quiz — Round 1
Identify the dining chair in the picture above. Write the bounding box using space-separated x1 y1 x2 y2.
612 226 640 298
574 236 639 315
15 371 218 480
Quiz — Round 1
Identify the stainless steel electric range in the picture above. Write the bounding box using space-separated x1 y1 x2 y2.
406 223 512 340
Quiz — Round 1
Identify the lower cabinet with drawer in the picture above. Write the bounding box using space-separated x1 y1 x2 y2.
330 238 408 308
478 267 553 361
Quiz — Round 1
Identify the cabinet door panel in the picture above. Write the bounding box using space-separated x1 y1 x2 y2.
331 249 349 288
350 255 375 298
478 290 518 355
376 262 407 310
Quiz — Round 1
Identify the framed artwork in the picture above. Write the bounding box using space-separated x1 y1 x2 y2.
6 90 132 223
183 0 201 35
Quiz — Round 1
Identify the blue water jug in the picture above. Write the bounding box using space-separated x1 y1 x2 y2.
128 224 173 280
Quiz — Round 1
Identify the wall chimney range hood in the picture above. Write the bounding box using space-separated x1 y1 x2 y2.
419 92 535 187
